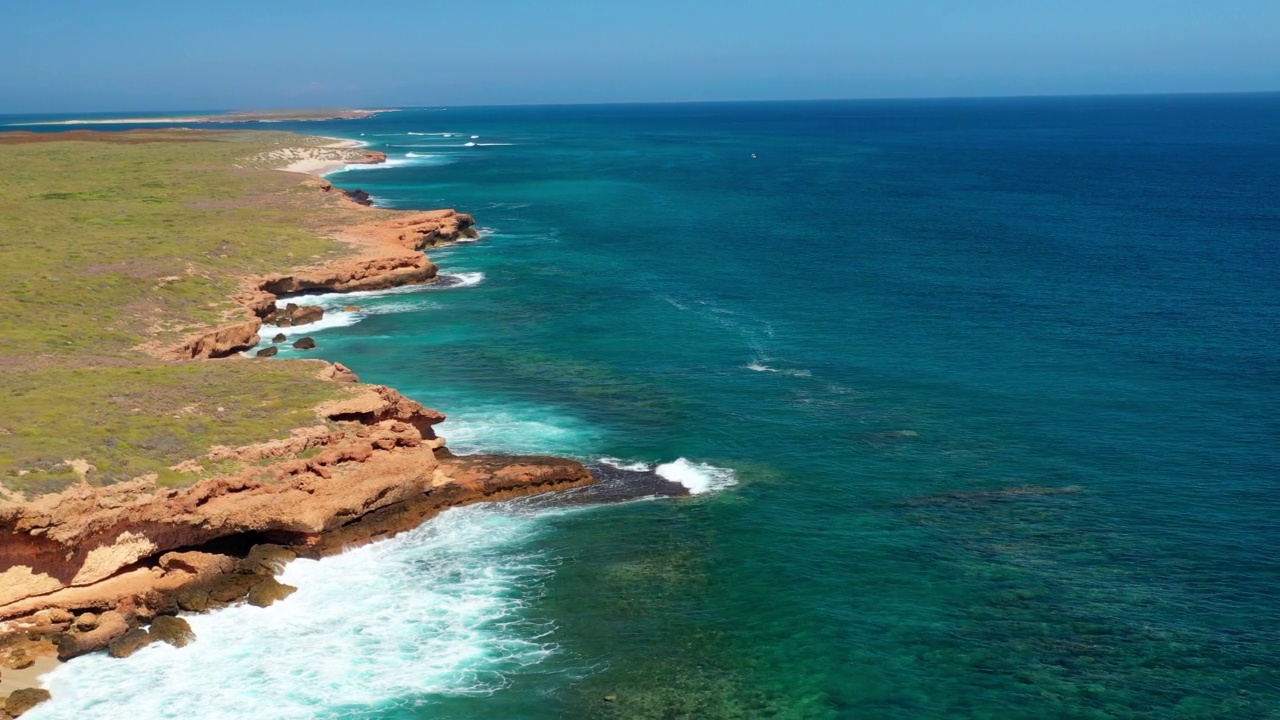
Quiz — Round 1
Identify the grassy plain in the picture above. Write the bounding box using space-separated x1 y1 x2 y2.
0 130 367 494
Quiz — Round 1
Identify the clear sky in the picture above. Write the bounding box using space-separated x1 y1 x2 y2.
1 0 1277 113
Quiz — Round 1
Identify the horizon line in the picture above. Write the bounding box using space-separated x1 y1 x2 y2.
2 88 1278 117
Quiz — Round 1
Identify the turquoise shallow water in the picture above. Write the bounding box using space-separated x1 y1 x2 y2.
14 96 1280 719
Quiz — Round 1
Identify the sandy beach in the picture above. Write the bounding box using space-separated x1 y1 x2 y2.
0 656 57 695
271 138 377 176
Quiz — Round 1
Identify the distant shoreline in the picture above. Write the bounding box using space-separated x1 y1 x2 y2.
7 108 396 127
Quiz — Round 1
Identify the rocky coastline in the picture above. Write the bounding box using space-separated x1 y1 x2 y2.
0 143 595 715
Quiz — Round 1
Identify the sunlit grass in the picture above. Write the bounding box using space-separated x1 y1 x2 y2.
0 131 363 494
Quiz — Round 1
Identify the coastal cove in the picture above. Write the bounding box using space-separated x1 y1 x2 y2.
2 95 1279 719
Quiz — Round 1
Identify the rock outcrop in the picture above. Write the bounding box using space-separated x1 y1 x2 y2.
266 303 324 327
167 320 262 360
342 209 480 252
148 616 194 647
317 362 359 383
4 687 51 717
107 628 151 658
341 188 373 206
157 206 476 363
0 385 593 639
267 253 439 296
255 210 475 297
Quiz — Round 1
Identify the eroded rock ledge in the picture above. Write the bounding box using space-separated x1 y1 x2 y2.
166 206 478 360
0 383 592 664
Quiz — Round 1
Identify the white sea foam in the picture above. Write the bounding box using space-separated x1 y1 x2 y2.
330 153 452 175
654 458 738 495
442 271 485 288
325 157 407 175
443 407 601 456
395 143 493 148
746 362 812 377
598 457 653 472
27 504 561 720
362 299 443 315
404 152 455 166
243 273 483 353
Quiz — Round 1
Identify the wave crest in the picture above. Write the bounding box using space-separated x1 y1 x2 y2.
746 362 811 377
654 458 738 495
598 457 653 472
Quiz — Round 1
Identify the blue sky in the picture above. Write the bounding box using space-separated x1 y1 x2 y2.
1 0 1277 112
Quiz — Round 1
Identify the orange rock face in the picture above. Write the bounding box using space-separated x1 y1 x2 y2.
166 319 262 360
0 385 593 629
256 209 476 296
260 253 438 295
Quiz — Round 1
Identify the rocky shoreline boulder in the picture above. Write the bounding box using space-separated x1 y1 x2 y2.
265 303 324 328
149 616 194 648
4 688 52 717
247 578 297 608
107 628 152 659
340 188 373 206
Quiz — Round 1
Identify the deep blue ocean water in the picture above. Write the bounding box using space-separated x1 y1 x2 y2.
13 95 1280 719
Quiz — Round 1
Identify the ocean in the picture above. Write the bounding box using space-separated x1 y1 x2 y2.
17 95 1280 718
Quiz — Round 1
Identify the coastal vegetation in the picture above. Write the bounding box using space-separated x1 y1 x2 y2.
0 131 366 494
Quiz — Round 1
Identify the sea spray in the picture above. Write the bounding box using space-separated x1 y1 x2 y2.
441 404 604 456
654 459 738 495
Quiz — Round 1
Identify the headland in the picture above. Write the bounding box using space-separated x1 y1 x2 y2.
0 128 593 715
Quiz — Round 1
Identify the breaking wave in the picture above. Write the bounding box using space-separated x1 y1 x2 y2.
654 459 738 495
28 504 564 720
